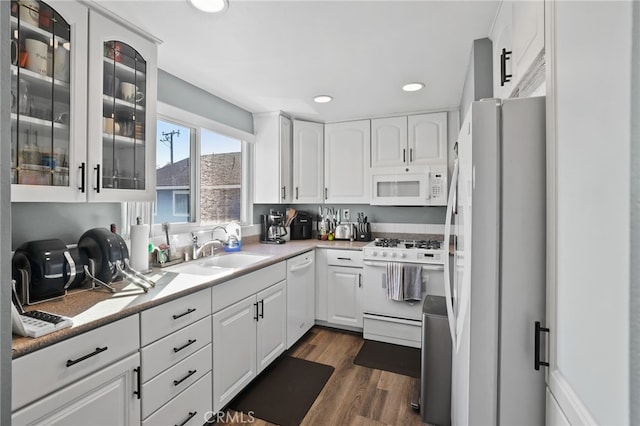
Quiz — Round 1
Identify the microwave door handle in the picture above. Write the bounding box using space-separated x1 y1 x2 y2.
426 170 431 200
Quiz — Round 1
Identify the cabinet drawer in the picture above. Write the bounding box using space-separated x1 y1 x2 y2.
212 262 286 313
143 372 212 426
141 316 211 382
12 352 140 425
326 249 363 267
12 315 139 411
141 288 212 346
142 344 212 419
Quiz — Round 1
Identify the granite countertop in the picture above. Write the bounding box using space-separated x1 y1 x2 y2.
12 239 368 359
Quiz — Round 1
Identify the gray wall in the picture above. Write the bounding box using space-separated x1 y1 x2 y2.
11 203 121 249
1 2 12 423
158 69 253 134
254 204 446 225
459 38 493 122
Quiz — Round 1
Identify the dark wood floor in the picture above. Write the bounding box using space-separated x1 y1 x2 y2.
219 326 425 426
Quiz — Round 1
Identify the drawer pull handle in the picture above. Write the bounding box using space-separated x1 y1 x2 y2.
175 411 198 426
173 339 197 353
66 346 108 367
337 257 352 261
172 308 196 320
173 369 197 387
133 366 141 399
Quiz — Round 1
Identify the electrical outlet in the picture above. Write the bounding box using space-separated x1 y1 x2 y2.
343 209 350 221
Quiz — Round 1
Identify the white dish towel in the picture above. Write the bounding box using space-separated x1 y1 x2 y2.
386 262 404 301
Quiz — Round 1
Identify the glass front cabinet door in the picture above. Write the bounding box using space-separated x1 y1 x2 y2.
88 11 157 202
10 0 88 202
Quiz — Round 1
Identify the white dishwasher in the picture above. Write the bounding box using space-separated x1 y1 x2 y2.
286 250 315 348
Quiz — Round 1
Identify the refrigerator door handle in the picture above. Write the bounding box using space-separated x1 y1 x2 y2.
534 321 550 370
443 158 459 348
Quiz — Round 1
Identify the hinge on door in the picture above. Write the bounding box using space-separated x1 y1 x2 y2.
534 321 550 370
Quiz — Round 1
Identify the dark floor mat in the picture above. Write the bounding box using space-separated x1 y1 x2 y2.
353 340 421 378
230 356 334 426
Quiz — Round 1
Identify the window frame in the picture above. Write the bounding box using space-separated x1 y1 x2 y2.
172 190 190 217
148 102 255 237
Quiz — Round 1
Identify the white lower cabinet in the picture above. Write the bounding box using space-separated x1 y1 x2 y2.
143 372 212 426
256 282 287 372
139 288 213 423
11 315 141 425
212 262 287 412
327 266 363 328
318 249 364 330
12 352 141 425
213 280 287 412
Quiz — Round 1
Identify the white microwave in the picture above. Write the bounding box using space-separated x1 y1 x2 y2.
371 165 448 206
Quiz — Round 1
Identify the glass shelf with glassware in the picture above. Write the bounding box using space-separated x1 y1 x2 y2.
102 94 145 112
10 0 72 192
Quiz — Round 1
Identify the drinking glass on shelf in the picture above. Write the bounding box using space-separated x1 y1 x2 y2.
18 79 30 115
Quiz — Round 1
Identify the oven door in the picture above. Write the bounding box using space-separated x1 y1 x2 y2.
363 260 445 321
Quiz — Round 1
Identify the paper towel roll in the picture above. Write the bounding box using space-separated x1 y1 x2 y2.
130 223 150 272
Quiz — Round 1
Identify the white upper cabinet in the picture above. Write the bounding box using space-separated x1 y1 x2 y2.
87 10 157 202
490 0 544 98
371 116 407 168
491 1 514 99
324 120 371 204
10 0 88 202
407 112 448 166
511 0 544 85
253 113 293 204
292 120 324 204
371 113 447 169
10 2 158 203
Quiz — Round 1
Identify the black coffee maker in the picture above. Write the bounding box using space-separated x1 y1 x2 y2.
260 212 287 244
290 211 313 240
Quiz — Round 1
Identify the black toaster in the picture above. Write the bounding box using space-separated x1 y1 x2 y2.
11 239 84 305
290 211 313 240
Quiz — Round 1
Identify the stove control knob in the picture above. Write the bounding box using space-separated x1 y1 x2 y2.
391 252 397 258
372 251 377 257
400 253 407 258
382 252 387 257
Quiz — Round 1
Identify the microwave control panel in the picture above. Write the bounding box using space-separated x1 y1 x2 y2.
429 165 448 205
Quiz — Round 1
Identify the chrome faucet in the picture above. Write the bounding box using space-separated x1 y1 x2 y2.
191 227 228 259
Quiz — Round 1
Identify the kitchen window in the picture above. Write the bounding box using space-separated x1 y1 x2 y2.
146 103 251 230
155 119 194 223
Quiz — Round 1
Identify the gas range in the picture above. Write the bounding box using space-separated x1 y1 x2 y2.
362 238 445 264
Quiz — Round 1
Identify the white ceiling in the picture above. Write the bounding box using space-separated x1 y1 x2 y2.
95 0 499 122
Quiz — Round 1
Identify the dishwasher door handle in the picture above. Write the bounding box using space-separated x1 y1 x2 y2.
289 259 314 272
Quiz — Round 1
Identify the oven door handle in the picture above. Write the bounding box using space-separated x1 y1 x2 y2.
364 260 444 271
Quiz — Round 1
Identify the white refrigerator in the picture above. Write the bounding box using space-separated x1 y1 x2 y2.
443 97 546 425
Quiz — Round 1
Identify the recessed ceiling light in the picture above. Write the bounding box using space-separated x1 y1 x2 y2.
314 95 333 104
187 0 228 13
402 82 425 92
